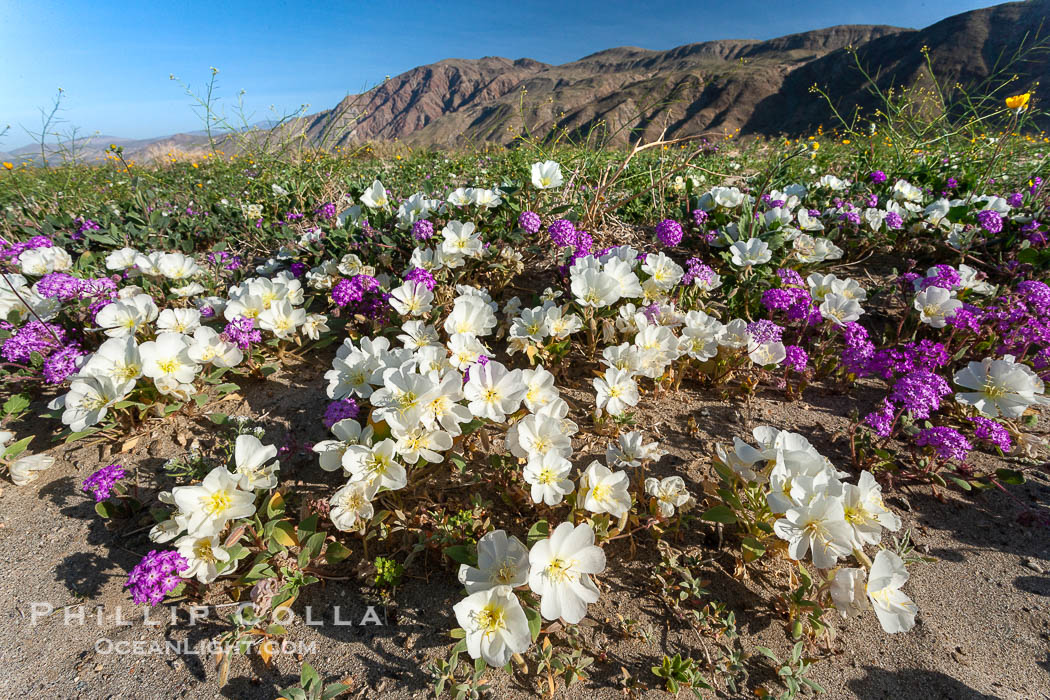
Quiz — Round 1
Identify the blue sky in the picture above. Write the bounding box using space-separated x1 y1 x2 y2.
1 0 997 143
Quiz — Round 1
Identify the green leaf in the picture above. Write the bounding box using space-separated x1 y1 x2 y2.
325 540 351 564
700 505 737 524
305 531 326 560
524 606 542 642
65 428 100 444
947 475 972 491
527 519 549 546
995 468 1025 485
443 545 476 566
300 662 319 689
94 501 113 519
2 393 30 416
214 383 240 395
322 684 350 700
2 436 33 459
208 413 229 425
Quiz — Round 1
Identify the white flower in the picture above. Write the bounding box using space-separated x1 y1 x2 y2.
187 327 242 368
444 295 497 337
867 550 918 633
453 586 532 667
528 521 606 623
458 530 530 593
257 299 305 339
442 220 483 258
606 431 664 468
232 435 279 491
578 461 632 518
842 471 900 547
359 179 389 209
522 453 574 506
171 466 257 536
830 567 869 619
329 479 378 531
19 246 72 275
9 453 55 486
175 534 230 583
105 247 140 271
602 258 643 299
913 286 961 328
593 367 639 416
342 439 406 491
530 160 563 189
640 252 684 291
389 281 434 317
95 294 159 337
645 476 689 517
748 341 786 367
570 268 620 308
157 308 202 335
59 375 136 431
820 293 865 326
954 355 1046 418
300 313 329 341
463 361 526 422
313 419 373 472
773 496 853 568
508 413 572 462
729 238 771 268
388 415 452 464
158 252 201 280
171 282 206 298
141 332 200 387
470 188 502 209
521 367 559 411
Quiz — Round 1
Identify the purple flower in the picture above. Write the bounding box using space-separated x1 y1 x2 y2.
126 550 188 606
889 370 951 419
222 317 262 350
412 219 434 241
746 320 783 345
865 399 897 437
315 202 337 220
654 219 684 247
777 268 804 286
884 212 903 230
1 321 68 363
869 171 887 184
517 210 541 234
323 399 360 429
969 417 1012 453
548 219 577 247
691 209 709 227
403 267 436 291
784 345 808 373
82 464 126 502
915 427 971 462
976 209 1003 234
1006 192 1024 208
42 344 87 384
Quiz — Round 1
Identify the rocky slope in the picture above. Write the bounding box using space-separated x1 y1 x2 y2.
306 0 1047 147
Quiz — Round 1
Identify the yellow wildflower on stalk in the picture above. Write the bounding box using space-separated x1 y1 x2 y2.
1005 92 1031 111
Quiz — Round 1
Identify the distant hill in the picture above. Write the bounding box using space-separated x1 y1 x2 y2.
5 1 1047 162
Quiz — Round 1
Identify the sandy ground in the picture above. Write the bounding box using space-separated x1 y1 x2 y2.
1 357 1049 700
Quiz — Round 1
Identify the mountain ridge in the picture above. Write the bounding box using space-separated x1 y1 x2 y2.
4 1 1046 162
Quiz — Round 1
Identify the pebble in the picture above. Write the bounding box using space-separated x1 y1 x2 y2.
1022 557 1044 574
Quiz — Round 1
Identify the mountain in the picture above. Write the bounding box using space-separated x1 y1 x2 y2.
6 1 1047 162
304 0 1047 147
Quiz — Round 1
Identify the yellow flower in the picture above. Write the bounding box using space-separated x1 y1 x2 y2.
2 162 12 170
1005 93 1031 111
